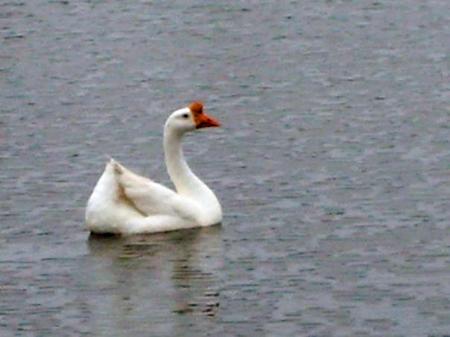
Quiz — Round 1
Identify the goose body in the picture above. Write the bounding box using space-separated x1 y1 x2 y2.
85 102 222 235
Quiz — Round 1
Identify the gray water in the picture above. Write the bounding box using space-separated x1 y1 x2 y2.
1 1 450 336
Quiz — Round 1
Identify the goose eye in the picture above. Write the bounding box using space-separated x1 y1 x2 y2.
182 113 189 119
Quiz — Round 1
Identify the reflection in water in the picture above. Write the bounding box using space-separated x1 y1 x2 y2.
85 226 223 336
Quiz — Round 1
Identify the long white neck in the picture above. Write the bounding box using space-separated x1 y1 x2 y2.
163 126 220 209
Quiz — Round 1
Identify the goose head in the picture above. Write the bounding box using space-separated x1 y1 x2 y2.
165 101 221 136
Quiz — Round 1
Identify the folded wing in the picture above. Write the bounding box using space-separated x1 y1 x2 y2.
111 160 197 220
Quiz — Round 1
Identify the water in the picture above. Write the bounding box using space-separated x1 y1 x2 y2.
1 1 449 336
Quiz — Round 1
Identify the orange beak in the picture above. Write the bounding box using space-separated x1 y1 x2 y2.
195 113 221 129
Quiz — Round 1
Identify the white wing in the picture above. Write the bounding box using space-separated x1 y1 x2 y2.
111 160 197 219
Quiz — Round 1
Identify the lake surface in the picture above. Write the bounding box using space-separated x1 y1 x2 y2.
1 1 449 336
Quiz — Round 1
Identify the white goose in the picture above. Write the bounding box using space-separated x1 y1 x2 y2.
85 102 222 235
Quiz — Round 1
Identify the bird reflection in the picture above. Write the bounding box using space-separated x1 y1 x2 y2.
168 227 222 317
85 225 222 335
